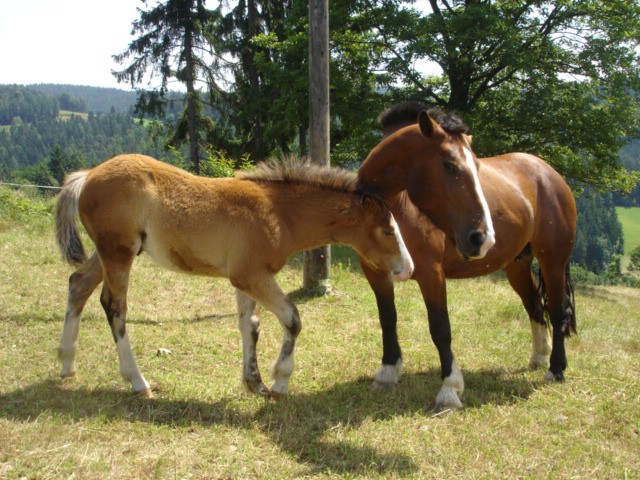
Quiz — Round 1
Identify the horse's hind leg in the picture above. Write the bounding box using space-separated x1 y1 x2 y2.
536 257 573 382
100 254 152 397
236 290 270 397
59 252 103 378
504 258 551 370
237 275 301 397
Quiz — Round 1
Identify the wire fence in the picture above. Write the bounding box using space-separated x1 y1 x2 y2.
0 182 62 190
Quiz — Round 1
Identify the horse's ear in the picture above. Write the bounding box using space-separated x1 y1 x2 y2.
465 134 473 144
418 111 444 139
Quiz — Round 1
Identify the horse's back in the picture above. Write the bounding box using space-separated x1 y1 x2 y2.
77 154 278 277
481 152 576 254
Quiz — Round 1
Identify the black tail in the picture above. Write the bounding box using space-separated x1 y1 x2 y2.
537 264 577 336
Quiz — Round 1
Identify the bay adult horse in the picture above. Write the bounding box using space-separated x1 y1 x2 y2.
358 103 577 411
55 154 418 398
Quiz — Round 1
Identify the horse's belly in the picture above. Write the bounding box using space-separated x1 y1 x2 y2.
442 239 526 279
142 233 228 277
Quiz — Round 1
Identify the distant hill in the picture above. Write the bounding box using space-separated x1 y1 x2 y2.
25 84 137 114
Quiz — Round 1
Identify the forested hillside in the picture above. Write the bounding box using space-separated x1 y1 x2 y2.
0 85 167 173
26 84 137 114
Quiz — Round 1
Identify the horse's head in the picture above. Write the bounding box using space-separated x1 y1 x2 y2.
356 195 414 281
358 107 495 260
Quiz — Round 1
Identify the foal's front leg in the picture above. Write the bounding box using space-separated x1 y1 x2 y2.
236 290 270 397
239 275 301 397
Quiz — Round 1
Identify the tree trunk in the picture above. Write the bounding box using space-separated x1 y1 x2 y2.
304 0 331 293
184 27 201 174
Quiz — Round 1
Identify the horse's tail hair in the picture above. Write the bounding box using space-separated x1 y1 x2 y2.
537 264 577 337
56 170 89 266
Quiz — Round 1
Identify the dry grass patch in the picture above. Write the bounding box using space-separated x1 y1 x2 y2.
1 213 639 479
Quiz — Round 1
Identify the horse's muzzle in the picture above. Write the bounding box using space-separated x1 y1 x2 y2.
459 228 496 260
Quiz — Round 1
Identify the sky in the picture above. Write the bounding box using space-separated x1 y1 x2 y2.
0 0 142 90
0 0 437 91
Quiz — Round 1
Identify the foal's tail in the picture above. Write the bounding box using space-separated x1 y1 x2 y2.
56 171 89 266
537 264 577 336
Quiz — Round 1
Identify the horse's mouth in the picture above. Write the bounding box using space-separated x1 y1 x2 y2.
457 230 496 261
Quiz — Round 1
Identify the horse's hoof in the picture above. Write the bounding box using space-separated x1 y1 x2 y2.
59 370 76 379
435 387 463 412
432 403 458 416
371 379 396 391
544 370 565 382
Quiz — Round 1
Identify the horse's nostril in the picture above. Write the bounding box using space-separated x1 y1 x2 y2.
468 230 486 248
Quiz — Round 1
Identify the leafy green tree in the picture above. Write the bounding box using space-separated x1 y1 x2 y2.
364 0 640 192
629 246 640 273
113 0 224 173
48 145 68 185
217 0 388 164
572 191 624 273
48 145 87 185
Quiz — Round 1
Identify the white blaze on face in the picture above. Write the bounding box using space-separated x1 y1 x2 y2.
391 214 414 282
463 146 495 257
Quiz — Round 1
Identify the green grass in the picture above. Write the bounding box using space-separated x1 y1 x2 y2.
58 110 89 121
1 197 639 479
617 206 640 255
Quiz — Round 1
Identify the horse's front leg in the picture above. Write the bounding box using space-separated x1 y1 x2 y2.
236 290 270 397
360 260 403 388
237 275 301 397
417 265 464 411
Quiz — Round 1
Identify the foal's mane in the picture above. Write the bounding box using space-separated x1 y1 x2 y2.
237 159 370 196
378 101 469 135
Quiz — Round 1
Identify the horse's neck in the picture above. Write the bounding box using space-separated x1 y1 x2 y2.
358 130 420 195
272 187 362 250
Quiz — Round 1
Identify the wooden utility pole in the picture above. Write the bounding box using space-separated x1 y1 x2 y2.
304 0 331 293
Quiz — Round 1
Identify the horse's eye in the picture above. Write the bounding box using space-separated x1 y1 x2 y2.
383 229 395 237
443 161 457 173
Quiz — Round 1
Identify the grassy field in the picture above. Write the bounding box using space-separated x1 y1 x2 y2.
1 192 639 479
617 206 640 255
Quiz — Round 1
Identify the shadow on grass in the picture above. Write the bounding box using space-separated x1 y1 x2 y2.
0 366 543 476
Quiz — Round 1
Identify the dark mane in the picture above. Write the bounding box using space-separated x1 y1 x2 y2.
378 101 469 136
237 158 365 195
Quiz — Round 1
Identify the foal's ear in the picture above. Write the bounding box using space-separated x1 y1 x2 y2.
465 134 473 145
361 194 385 218
418 110 444 139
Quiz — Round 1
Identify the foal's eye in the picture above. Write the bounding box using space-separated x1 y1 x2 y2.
383 229 395 237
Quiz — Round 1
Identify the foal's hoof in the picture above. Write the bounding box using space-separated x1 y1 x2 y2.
528 354 550 370
59 369 76 379
245 380 272 398
135 387 154 399
269 390 286 401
